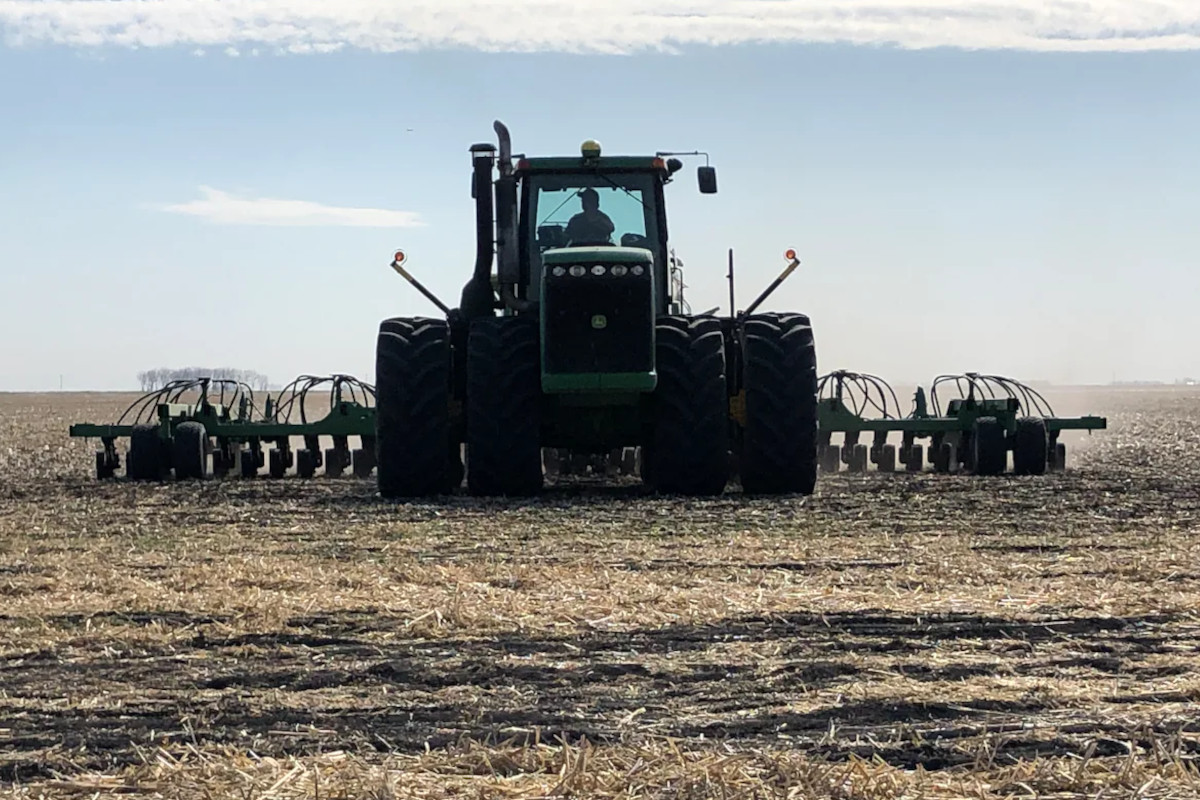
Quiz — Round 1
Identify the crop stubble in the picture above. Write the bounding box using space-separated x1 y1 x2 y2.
0 388 1198 798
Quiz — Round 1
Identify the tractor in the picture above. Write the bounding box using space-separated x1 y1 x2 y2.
374 121 818 497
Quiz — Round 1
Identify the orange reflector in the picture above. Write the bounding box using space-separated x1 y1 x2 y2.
394 250 406 263
785 249 797 260
652 157 665 169
517 158 530 171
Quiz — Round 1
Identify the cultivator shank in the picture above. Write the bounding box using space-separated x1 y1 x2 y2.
817 371 1106 476
70 375 377 481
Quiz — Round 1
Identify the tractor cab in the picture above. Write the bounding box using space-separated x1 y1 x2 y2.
515 146 683 394
515 144 675 310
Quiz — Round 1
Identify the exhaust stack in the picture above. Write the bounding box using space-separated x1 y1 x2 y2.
459 142 498 320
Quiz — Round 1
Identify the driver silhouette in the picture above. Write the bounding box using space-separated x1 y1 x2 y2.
565 188 615 245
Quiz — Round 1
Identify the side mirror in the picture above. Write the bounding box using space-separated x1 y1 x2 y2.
698 165 718 194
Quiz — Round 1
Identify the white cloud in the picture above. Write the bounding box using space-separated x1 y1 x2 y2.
0 1 1197 54
161 186 426 228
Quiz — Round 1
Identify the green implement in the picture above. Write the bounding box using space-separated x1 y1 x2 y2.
816 371 1106 476
69 375 377 480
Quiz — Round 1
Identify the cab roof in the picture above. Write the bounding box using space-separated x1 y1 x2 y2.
516 156 669 173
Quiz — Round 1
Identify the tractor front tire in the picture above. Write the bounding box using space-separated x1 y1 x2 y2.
739 313 819 495
645 315 730 496
466 316 544 496
375 317 459 498
173 421 208 480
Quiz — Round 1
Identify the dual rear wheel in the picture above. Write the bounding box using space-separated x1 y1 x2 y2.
373 312 820 499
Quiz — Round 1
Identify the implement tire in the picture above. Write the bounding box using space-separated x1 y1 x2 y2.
172 421 207 480
466 315 543 497
375 317 458 498
1012 416 1048 476
645 315 730 496
740 313 819 495
972 416 1007 476
127 423 166 481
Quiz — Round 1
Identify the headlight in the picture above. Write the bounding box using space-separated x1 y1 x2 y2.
611 264 628 277
631 265 645 276
590 264 606 276
569 264 586 277
551 266 566 277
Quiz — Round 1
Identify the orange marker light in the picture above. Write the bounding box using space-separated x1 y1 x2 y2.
785 249 797 260
394 250 406 264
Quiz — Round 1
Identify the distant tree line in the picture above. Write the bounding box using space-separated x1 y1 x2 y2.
137 368 270 392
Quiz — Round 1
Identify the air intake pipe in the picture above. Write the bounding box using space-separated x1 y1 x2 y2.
459 143 498 321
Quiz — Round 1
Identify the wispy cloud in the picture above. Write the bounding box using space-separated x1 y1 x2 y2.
161 187 426 228
1 1 1198 54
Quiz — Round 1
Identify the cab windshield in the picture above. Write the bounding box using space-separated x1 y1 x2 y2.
528 172 660 254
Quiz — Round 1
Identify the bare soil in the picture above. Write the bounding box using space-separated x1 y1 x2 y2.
1 388 1198 798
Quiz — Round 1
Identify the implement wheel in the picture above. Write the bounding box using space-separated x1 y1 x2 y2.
173 422 207 480
269 447 289 478
739 313 818 495
905 443 923 472
297 449 317 478
1012 416 1048 476
878 444 896 473
820 444 841 473
375 317 460 498
972 417 1007 476
127 423 167 481
466 316 543 496
1050 441 1067 472
645 315 730 496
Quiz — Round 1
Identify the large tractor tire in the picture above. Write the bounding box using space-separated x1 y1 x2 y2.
739 313 819 495
644 315 730 496
1012 416 1048 476
465 315 543 496
375 317 460 498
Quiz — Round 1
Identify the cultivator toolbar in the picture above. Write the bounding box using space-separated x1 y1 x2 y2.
69 369 1106 483
816 371 1107 475
69 375 377 480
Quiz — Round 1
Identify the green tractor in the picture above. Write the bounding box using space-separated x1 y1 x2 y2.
374 121 818 497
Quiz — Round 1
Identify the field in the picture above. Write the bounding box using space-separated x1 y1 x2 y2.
2 388 1199 798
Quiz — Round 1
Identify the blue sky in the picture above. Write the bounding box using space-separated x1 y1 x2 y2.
1 2 1198 391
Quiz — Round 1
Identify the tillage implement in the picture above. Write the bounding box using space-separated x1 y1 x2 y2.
69 375 377 480
815 371 1106 475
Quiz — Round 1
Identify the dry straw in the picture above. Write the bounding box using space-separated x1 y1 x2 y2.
2 388 1199 798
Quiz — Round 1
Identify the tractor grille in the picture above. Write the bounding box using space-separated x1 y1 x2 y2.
543 273 653 375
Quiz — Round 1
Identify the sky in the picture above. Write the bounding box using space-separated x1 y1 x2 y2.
1 1 1198 392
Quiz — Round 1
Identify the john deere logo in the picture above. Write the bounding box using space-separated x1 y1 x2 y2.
591 314 607 329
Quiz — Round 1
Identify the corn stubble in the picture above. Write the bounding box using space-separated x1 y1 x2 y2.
1 388 1199 798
